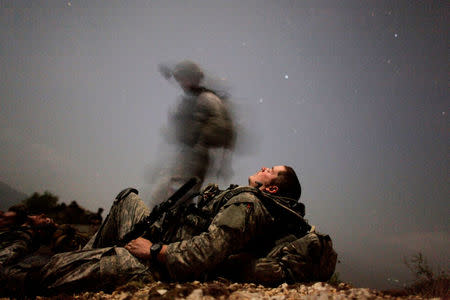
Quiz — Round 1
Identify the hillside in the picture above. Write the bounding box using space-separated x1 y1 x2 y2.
0 181 28 211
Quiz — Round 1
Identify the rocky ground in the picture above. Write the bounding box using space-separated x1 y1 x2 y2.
30 280 443 300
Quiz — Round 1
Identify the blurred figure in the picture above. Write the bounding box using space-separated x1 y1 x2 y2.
0 207 55 236
0 208 57 296
149 60 236 206
0 207 88 297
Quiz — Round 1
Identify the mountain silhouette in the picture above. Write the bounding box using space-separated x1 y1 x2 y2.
0 181 29 211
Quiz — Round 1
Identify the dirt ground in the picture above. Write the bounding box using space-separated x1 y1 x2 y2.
30 280 437 300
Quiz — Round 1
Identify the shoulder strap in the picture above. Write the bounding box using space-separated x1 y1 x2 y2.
222 186 261 203
205 186 311 234
222 187 308 225
203 186 258 214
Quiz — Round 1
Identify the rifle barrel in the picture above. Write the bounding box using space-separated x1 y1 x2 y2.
168 177 200 202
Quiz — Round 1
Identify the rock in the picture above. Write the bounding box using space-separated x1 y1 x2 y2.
156 288 167 295
229 291 262 300
186 288 203 300
311 282 328 292
35 280 432 299
338 282 350 290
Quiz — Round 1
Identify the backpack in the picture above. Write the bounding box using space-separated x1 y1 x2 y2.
196 88 235 149
272 229 338 282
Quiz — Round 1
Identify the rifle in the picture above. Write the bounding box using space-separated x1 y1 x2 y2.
117 176 200 246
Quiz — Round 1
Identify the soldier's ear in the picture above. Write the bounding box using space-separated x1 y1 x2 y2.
264 185 279 194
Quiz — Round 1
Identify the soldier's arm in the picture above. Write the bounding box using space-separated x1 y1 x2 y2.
160 192 272 281
0 230 35 266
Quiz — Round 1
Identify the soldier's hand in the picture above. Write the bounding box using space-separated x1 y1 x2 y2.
125 237 152 260
158 63 172 79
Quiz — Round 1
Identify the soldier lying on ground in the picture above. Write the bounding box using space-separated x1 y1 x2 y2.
39 164 337 295
0 209 56 267
0 209 89 296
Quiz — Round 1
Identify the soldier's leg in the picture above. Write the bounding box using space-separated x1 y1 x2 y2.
40 191 157 294
169 145 208 201
0 251 55 297
84 191 150 249
41 246 153 294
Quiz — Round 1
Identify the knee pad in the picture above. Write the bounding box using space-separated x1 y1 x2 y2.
115 188 139 202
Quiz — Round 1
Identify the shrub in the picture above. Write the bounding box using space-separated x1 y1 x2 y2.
22 191 59 214
403 252 449 298
327 272 343 286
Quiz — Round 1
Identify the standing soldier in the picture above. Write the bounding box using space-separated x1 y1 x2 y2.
150 60 235 206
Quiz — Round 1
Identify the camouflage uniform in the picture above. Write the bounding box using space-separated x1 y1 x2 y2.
150 87 235 206
236 231 338 286
0 227 37 267
0 224 91 296
40 184 336 293
41 192 152 293
0 227 47 296
167 184 337 285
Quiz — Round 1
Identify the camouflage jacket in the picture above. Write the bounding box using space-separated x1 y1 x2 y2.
161 185 310 282
168 89 234 149
38 185 336 293
0 227 37 266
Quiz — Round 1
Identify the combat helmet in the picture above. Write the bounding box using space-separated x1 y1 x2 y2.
173 60 204 85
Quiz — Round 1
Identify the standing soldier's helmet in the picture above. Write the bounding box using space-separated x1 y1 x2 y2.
173 60 204 86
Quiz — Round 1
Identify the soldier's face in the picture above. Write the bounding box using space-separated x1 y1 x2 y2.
29 214 54 227
248 165 286 189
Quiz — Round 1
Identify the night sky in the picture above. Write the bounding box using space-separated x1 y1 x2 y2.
0 1 448 289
